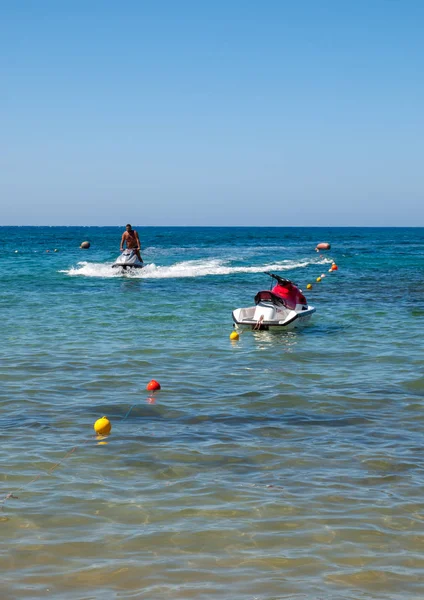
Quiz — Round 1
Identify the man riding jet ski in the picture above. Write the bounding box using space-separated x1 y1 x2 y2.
112 224 144 270
232 272 315 331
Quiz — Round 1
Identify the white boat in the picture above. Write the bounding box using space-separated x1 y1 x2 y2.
232 272 315 331
111 249 144 270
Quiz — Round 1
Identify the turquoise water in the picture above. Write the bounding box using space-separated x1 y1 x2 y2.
1 226 423 599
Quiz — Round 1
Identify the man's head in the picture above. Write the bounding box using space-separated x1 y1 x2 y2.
126 224 132 232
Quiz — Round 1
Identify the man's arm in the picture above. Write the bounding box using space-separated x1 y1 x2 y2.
120 233 126 251
135 231 141 250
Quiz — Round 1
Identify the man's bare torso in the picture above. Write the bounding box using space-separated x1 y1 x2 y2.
123 230 138 248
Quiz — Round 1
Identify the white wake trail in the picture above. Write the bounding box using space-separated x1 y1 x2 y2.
61 257 332 279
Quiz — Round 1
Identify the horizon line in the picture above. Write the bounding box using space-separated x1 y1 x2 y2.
0 224 423 229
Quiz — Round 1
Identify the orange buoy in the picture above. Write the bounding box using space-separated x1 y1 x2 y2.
80 241 90 249
146 379 161 391
331 264 338 271
316 242 331 251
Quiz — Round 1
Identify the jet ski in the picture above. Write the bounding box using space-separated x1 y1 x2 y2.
112 249 144 270
232 272 315 331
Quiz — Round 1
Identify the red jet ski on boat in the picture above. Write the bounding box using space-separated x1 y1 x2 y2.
232 272 315 331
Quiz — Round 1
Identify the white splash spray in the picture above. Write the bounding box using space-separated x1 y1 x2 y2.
61 257 332 279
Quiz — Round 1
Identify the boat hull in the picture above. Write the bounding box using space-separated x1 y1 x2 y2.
111 263 143 269
232 305 315 331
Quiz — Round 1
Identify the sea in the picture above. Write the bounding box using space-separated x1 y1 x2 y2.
1 226 423 600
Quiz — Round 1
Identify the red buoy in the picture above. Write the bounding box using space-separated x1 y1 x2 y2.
146 379 161 391
331 264 338 271
316 242 331 250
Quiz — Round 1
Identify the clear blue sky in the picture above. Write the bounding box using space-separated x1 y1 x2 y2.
1 0 423 226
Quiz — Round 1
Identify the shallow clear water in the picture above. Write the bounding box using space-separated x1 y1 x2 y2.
1 227 423 599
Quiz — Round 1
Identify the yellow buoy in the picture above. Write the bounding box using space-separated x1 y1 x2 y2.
94 416 111 436
316 277 321 283
306 283 312 290
230 331 240 341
